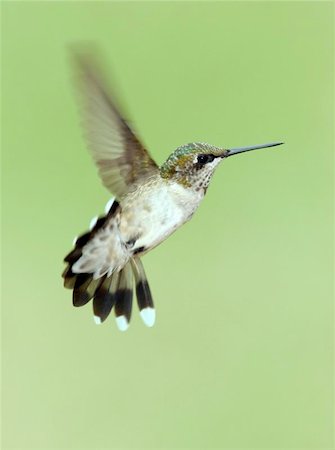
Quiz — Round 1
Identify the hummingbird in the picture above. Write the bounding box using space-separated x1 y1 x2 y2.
62 55 283 331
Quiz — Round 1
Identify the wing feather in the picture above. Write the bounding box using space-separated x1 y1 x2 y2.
74 55 159 199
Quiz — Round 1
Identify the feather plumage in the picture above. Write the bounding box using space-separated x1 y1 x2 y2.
93 275 115 323
74 55 159 199
131 258 155 327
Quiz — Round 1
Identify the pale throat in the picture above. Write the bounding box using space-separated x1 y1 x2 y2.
176 158 221 193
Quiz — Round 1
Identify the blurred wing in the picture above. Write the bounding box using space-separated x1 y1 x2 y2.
74 55 159 199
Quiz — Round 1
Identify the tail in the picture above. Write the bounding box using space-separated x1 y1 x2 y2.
62 201 155 331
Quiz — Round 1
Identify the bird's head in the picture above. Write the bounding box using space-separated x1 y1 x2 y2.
160 141 283 192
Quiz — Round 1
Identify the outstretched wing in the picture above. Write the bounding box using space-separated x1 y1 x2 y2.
74 55 159 199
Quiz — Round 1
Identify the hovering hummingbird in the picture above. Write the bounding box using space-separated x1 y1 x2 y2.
62 56 283 331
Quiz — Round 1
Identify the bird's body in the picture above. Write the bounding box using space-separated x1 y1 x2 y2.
119 175 204 255
72 175 204 281
62 54 283 331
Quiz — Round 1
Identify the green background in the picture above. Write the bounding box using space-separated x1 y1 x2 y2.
2 2 334 449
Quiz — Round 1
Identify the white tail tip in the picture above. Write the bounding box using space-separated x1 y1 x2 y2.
105 197 115 214
93 315 102 325
89 216 98 230
140 307 156 327
115 315 129 331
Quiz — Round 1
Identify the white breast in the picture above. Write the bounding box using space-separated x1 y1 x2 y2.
119 179 204 251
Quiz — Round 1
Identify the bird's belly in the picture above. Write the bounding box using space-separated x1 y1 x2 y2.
119 184 201 253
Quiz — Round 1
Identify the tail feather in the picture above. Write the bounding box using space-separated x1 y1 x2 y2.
73 274 95 306
93 275 116 323
62 266 77 289
131 258 155 327
64 247 83 264
114 264 133 331
62 198 156 330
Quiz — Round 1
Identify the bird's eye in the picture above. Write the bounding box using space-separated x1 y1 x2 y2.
197 154 215 165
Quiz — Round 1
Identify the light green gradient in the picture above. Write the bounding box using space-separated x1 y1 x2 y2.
2 2 333 449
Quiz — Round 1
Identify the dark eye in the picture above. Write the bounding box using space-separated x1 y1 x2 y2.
197 154 215 165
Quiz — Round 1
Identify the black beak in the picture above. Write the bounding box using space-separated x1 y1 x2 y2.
223 141 284 158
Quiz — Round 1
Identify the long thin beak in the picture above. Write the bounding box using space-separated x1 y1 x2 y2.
223 141 284 157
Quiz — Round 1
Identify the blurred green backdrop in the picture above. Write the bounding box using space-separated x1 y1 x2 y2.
2 2 333 449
